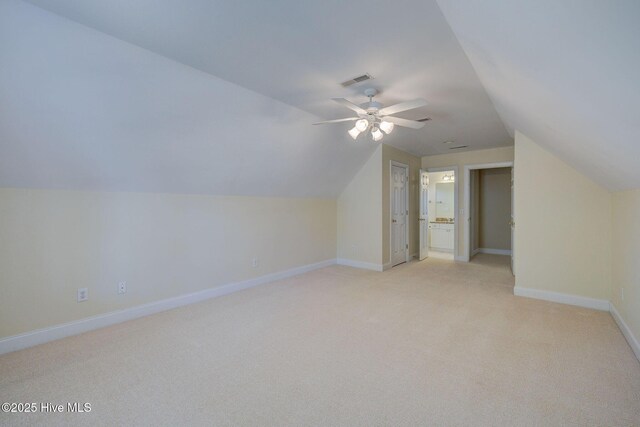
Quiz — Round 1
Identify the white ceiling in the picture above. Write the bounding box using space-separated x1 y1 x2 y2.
9 0 636 196
20 0 512 158
436 0 640 190
0 0 374 197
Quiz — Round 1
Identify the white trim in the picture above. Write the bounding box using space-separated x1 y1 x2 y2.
513 286 610 311
426 166 459 261
337 258 383 272
610 303 640 362
463 162 514 263
471 248 481 256
382 262 393 271
478 248 512 256
0 259 337 355
389 160 410 266
429 247 453 253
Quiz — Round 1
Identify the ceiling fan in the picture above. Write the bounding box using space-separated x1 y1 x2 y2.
313 88 428 142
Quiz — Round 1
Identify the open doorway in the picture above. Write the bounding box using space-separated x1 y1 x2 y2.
419 168 457 261
465 162 514 273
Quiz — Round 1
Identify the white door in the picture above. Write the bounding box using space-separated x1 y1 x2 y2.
419 170 429 260
510 167 515 275
391 164 408 267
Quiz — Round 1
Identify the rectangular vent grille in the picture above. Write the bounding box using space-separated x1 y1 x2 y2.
449 145 469 150
341 73 373 87
417 117 432 122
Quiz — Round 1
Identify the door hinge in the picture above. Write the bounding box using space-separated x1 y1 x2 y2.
406 210 408 215
406 244 409 249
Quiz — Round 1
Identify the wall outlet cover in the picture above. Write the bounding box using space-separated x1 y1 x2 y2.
77 287 88 302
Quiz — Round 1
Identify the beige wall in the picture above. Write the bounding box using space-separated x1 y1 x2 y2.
513 131 611 299
337 146 382 266
422 146 514 258
0 189 337 339
479 168 511 250
382 145 421 266
611 189 640 345
470 170 480 253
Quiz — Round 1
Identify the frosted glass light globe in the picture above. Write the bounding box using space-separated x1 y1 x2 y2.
371 128 384 142
379 121 394 134
355 119 369 132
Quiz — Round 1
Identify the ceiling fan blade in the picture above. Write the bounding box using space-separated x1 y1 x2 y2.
312 117 359 125
331 98 368 115
378 99 428 116
383 116 426 129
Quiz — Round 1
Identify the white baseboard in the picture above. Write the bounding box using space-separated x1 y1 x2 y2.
609 303 640 363
0 258 337 355
429 247 453 253
383 254 418 270
513 286 610 311
471 248 480 256
455 255 469 262
478 248 512 256
337 258 383 272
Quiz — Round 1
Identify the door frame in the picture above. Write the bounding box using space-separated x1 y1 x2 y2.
418 169 429 261
426 166 459 260
389 161 410 266
463 161 514 262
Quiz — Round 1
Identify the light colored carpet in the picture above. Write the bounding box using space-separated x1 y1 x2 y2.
1 254 639 426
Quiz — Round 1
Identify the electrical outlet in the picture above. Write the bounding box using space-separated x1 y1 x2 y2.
118 281 127 294
77 287 88 302
252 258 259 268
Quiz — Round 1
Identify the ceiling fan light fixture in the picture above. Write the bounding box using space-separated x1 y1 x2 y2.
355 119 369 132
371 127 384 142
348 126 361 140
379 120 394 134
318 90 428 142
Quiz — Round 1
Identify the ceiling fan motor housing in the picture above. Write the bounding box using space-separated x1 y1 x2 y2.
365 101 382 113
362 88 382 113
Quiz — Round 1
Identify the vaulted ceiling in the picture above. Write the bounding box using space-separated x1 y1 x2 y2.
1 0 511 197
1 0 637 196
21 0 512 157
436 0 640 190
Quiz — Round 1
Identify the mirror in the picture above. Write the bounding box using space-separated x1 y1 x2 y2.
435 182 454 218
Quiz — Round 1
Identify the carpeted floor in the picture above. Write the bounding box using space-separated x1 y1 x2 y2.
1 254 639 426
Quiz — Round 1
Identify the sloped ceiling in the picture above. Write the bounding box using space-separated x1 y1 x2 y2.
23 0 511 157
436 0 640 190
0 0 512 198
0 0 369 197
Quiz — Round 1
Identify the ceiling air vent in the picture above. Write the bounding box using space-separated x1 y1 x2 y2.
340 73 373 87
449 145 469 150
417 117 432 122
